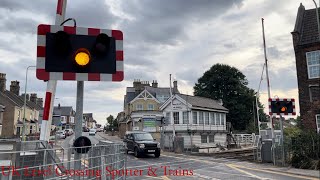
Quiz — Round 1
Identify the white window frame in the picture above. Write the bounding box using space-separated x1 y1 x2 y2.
306 51 320 79
205 112 209 125
316 114 320 133
201 135 207 143
209 134 215 143
183 112 189 124
199 112 204 124
221 113 225 125
147 104 154 110
192 111 198 124
216 113 221 125
173 112 179 124
136 104 143 111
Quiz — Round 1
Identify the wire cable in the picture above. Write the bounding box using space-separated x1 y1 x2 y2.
60 18 77 27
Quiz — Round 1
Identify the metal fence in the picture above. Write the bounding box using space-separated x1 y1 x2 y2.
0 140 126 180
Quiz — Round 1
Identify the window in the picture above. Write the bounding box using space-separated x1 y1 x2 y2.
221 114 225 125
306 51 320 79
173 112 179 124
199 112 204 124
210 112 215 125
316 114 320 133
201 135 207 143
216 113 221 125
17 127 21 135
148 104 154 110
183 112 189 124
205 112 209 125
136 104 143 110
166 112 170 124
30 125 33 134
192 111 197 124
209 135 215 143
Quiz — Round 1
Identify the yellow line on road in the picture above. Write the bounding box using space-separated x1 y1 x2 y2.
144 175 162 179
226 164 263 179
161 176 171 180
227 164 319 180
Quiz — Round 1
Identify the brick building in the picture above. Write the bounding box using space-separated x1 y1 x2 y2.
292 3 320 132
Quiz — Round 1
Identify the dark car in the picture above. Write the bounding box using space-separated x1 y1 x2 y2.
123 131 160 158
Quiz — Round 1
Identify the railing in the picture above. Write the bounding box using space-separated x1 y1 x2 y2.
233 134 255 145
0 140 126 180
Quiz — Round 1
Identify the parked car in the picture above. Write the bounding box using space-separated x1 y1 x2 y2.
89 129 96 136
96 128 102 132
123 131 160 158
56 130 66 139
64 129 74 136
82 127 89 132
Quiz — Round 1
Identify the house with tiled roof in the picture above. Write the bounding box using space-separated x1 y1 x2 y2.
120 79 179 140
292 3 320 133
0 73 43 138
160 94 230 148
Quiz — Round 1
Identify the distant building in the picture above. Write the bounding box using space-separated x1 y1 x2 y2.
83 113 96 129
292 3 320 133
160 94 229 148
122 79 179 141
53 104 75 130
0 73 43 138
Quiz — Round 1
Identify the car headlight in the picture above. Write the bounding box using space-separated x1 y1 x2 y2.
157 143 160 148
139 144 145 148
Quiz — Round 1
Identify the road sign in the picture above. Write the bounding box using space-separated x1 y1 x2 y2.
268 98 296 116
73 136 91 153
36 24 123 81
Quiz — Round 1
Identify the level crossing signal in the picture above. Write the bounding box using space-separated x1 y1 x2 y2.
36 24 124 81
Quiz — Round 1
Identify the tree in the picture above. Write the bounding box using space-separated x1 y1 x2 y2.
106 115 114 126
106 115 118 130
194 63 267 131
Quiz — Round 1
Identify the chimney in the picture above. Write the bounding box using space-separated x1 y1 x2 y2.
10 81 20 96
173 80 178 93
36 98 43 107
218 99 223 106
30 93 37 103
152 80 158 88
133 79 142 93
0 73 6 92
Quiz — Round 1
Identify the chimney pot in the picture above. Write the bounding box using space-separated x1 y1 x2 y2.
10 80 20 96
0 73 6 92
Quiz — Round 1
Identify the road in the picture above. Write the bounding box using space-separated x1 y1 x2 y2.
58 133 319 180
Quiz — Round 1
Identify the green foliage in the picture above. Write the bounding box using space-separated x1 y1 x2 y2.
289 130 320 169
194 63 267 131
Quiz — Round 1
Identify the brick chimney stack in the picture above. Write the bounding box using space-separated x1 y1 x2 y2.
0 73 6 92
30 93 37 103
173 80 178 93
36 98 43 107
152 80 158 88
10 81 20 96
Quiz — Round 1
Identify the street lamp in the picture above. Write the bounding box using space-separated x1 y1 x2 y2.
312 0 320 39
22 65 36 141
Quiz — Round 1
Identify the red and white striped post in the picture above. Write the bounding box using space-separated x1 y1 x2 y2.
40 0 67 141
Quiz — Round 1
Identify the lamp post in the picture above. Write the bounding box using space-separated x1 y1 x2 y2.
22 65 36 141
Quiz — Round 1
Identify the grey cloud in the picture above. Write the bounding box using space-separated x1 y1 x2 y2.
119 0 244 45
0 17 39 34
267 46 281 59
176 69 202 87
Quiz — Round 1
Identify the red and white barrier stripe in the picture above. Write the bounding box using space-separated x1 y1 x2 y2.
40 0 67 141
268 98 296 116
36 25 124 81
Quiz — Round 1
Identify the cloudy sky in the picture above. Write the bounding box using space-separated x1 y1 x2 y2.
0 0 312 125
